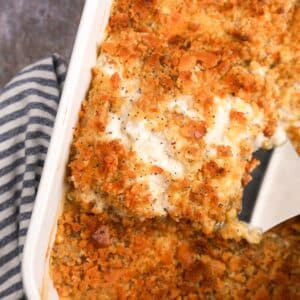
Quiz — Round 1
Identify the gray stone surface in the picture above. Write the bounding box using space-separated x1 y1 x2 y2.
0 0 85 86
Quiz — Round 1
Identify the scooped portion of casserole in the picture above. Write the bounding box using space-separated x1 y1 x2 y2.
68 0 299 241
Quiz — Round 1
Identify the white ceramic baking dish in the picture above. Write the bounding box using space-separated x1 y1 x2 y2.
22 0 299 298
22 1 112 299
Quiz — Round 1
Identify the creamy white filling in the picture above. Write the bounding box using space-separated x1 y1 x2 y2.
97 53 118 76
231 97 255 117
98 53 142 103
204 95 272 155
253 67 268 78
105 114 184 177
254 125 287 149
120 79 141 102
168 95 202 120
105 112 183 214
205 96 231 146
105 114 129 146
271 125 287 146
138 174 169 215
126 121 184 176
254 133 266 149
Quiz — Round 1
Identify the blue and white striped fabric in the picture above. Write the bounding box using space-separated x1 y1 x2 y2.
0 54 66 300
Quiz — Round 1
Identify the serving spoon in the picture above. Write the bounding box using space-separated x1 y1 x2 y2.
250 139 300 232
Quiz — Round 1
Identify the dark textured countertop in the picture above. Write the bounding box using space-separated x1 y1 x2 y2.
0 0 85 86
0 0 270 221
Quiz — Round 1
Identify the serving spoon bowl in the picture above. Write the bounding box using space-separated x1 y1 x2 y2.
250 139 300 232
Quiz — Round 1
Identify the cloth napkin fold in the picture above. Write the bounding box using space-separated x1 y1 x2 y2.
0 54 66 300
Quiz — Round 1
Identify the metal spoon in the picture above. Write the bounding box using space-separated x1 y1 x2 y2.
250 139 300 232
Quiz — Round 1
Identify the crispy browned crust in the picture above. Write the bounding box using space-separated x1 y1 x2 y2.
50 200 300 299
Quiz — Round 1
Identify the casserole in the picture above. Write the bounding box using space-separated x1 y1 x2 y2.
22 0 298 298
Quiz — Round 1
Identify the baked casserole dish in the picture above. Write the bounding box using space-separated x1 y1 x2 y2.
49 0 300 299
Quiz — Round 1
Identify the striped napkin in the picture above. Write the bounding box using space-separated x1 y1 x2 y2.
0 54 66 300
